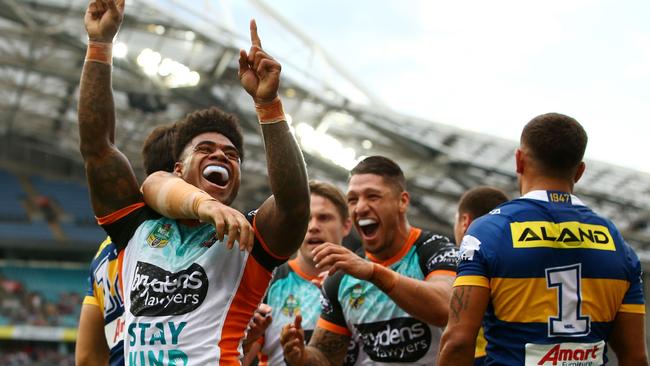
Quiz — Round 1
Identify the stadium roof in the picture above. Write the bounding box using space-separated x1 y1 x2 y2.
1 0 649 260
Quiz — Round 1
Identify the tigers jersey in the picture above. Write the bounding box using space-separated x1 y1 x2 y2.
100 203 286 366
456 190 645 365
318 228 458 365
83 236 126 366
258 260 359 366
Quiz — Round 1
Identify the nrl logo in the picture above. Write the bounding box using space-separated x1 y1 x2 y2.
147 223 172 248
349 284 365 309
281 294 300 317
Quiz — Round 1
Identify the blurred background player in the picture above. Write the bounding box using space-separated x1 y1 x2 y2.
77 0 309 363
280 156 459 365
75 123 177 366
452 186 509 366
242 180 357 366
438 113 648 365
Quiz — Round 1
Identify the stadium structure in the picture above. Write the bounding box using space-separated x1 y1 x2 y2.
0 0 648 363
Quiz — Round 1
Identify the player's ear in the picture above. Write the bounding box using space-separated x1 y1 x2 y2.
398 191 410 214
342 217 353 236
515 148 524 175
461 213 472 233
574 161 586 183
173 161 183 177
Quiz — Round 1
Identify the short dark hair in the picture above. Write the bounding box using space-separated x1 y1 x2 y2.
173 107 244 163
309 180 348 221
142 123 177 175
458 186 509 219
521 113 587 178
350 155 406 192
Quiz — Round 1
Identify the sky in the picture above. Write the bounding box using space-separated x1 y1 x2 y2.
198 0 650 173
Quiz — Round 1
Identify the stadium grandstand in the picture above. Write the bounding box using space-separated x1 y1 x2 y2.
0 0 648 363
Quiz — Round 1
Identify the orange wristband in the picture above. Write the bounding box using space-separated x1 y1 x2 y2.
371 263 399 294
86 41 112 66
255 97 285 124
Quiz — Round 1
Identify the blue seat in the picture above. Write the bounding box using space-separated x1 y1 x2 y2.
0 221 53 241
0 169 28 221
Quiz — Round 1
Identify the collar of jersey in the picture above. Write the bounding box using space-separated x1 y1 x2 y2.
521 190 585 206
365 227 421 267
288 259 318 282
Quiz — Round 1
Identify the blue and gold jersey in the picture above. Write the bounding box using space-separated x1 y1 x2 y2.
456 190 645 365
83 236 125 366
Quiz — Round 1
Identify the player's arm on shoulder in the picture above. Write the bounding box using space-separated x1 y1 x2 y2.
609 312 649 365
141 172 254 251
437 284 489 366
79 0 141 218
76 304 109 366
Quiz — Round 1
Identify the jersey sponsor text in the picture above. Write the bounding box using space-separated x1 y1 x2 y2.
511 221 614 251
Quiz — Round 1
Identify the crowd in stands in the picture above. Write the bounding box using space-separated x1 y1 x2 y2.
0 341 74 365
0 274 82 328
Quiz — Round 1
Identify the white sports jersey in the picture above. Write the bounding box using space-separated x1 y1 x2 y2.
99 203 285 366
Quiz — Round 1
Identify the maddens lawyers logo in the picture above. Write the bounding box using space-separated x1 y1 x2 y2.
355 317 431 362
130 261 208 316
525 341 604 366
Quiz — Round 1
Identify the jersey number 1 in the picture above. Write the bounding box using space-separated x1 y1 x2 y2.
545 264 590 337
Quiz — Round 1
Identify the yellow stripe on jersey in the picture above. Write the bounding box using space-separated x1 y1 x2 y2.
510 221 615 251
93 236 113 259
619 303 646 314
82 295 100 307
454 275 490 288
490 277 629 323
475 327 487 358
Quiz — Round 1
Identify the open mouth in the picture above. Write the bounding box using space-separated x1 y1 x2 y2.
358 218 379 237
202 165 230 187
306 238 325 245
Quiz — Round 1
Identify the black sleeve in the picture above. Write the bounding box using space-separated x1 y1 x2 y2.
101 205 160 251
247 210 289 272
415 231 459 276
318 271 347 329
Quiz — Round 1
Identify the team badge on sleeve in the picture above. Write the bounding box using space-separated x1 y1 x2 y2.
459 235 481 261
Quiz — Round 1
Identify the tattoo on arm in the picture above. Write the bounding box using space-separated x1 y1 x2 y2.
306 328 349 366
450 286 472 323
78 62 141 217
256 122 309 256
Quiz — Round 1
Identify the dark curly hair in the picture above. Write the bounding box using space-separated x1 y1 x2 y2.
173 106 244 163
142 123 177 175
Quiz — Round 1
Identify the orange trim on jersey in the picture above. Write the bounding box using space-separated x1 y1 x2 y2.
619 303 646 314
96 202 145 225
316 318 351 336
117 248 125 298
257 352 269 366
218 255 274 365
454 275 490 288
366 227 422 267
288 259 318 282
253 214 291 260
425 269 457 280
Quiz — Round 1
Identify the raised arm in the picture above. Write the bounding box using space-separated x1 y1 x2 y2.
79 0 141 217
238 20 309 258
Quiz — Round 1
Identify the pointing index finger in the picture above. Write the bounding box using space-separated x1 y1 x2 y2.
250 19 262 48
